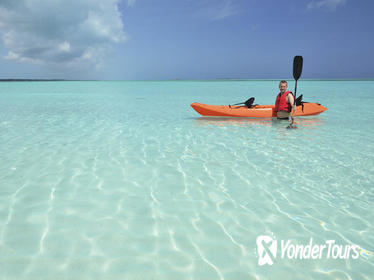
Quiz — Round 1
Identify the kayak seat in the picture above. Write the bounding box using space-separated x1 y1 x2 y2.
244 97 255 108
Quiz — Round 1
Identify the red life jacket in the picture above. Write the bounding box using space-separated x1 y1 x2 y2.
275 91 292 112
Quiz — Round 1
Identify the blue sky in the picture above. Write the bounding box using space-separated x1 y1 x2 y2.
0 0 373 80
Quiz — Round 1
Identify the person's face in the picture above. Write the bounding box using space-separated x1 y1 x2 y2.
279 82 287 93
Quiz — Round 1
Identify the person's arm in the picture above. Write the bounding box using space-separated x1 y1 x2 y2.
287 93 296 113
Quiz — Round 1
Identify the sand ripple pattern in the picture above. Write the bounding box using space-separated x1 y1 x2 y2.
0 81 373 279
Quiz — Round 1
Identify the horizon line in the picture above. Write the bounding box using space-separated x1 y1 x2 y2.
0 77 374 82
1 78 374 82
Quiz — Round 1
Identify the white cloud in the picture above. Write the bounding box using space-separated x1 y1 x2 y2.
82 50 93 60
307 0 346 11
195 0 240 21
213 0 239 20
0 0 126 70
59 41 71 53
4 51 19 60
127 0 136 7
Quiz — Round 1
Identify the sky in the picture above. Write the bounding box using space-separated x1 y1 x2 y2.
0 0 373 80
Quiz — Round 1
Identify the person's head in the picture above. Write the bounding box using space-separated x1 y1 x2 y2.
279 80 288 93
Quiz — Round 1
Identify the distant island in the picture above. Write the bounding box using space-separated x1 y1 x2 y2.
0 79 68 82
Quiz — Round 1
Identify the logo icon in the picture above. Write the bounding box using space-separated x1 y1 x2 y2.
256 235 277 266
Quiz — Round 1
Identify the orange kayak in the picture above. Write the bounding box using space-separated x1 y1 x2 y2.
191 102 327 118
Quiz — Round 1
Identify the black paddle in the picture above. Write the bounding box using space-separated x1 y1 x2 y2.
287 56 303 129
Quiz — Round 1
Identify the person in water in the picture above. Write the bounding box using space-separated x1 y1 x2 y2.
275 80 295 119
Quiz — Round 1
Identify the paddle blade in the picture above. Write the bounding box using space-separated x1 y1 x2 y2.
293 56 303 81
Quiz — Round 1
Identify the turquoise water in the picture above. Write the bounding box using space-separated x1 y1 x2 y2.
0 80 373 279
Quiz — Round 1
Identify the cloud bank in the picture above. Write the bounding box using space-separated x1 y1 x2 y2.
307 0 346 11
0 0 126 70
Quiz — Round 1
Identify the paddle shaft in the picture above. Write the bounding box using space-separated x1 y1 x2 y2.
291 56 303 124
293 80 298 108
290 81 297 124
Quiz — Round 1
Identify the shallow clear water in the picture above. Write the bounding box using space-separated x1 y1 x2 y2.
0 80 373 279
